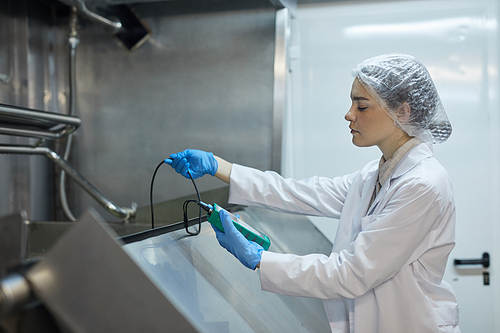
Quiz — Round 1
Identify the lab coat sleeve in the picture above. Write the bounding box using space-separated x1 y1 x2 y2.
260 179 448 299
228 164 357 218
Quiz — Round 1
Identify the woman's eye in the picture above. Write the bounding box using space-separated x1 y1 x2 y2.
358 106 368 111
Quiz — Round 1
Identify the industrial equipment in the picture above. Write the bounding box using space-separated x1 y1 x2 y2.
0 103 137 221
0 206 331 332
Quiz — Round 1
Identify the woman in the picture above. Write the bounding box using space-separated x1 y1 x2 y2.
166 54 460 333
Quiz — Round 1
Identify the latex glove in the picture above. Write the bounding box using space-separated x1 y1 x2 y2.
212 209 264 270
165 149 218 179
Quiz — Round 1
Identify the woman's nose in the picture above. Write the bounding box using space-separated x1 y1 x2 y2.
345 107 355 122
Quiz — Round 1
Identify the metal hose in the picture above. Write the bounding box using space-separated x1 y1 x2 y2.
59 8 79 222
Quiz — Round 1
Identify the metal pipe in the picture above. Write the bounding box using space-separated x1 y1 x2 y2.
60 7 80 222
0 103 81 140
0 145 136 221
0 103 82 127
0 273 31 319
0 125 77 140
72 0 122 34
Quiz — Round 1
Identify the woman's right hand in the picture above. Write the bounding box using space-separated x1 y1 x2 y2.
165 149 218 179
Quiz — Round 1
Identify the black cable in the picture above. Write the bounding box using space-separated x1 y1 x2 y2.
150 159 165 229
188 171 201 202
150 161 208 234
183 199 201 235
121 214 209 245
183 171 202 235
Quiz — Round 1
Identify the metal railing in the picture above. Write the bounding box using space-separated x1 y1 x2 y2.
0 143 136 221
0 103 81 140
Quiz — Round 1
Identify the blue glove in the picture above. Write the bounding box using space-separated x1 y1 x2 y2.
212 209 264 270
165 149 218 179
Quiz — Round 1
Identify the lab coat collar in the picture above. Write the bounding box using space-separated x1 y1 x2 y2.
367 143 433 217
391 143 434 181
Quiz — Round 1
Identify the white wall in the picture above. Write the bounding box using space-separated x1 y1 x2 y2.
284 0 500 331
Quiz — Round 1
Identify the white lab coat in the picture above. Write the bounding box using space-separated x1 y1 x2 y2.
228 143 460 333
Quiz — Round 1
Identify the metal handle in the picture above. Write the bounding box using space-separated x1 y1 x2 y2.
454 252 490 268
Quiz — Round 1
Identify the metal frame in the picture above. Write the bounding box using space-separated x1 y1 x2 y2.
269 0 297 17
272 8 291 173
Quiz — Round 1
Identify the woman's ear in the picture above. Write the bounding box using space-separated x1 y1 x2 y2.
397 103 411 124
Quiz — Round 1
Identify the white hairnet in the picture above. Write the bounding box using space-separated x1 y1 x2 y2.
352 54 452 144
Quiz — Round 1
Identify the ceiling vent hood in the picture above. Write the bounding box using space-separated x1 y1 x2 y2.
55 0 295 51
56 0 296 13
58 0 295 6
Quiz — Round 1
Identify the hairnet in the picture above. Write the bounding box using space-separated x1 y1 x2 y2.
352 54 451 144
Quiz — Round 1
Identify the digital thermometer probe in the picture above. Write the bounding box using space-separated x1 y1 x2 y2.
205 203 271 250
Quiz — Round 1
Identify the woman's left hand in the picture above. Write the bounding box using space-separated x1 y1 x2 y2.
212 209 264 270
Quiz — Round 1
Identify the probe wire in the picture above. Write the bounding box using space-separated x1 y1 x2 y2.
150 160 165 229
150 160 205 234
183 171 202 235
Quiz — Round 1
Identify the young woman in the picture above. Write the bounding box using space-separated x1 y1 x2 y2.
166 54 460 333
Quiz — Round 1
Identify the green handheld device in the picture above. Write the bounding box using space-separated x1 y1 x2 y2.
207 203 271 250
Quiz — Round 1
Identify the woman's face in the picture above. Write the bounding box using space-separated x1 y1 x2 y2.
345 78 406 158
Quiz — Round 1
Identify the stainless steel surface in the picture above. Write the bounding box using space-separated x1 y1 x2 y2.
73 0 123 34
26 209 199 332
123 206 331 332
269 0 297 16
0 0 287 225
57 0 296 12
24 187 229 259
0 0 34 220
0 211 27 275
237 206 334 256
0 103 81 140
72 5 277 221
271 8 290 174
0 273 31 319
18 205 331 331
0 145 137 221
24 220 150 258
0 0 69 221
